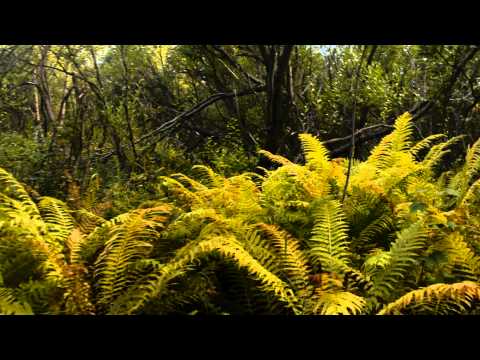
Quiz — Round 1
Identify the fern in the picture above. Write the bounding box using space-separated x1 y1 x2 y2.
93 208 169 311
38 196 76 250
74 209 106 235
0 167 40 218
435 232 480 281
306 288 366 315
421 135 464 172
378 281 480 315
125 235 298 314
409 134 447 158
192 165 224 188
0 287 33 315
368 221 428 301
298 133 331 171
465 138 480 183
258 150 294 166
367 112 414 170
257 223 311 291
309 199 351 273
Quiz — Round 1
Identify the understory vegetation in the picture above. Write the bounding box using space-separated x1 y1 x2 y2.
1 112 480 314
1 45 480 315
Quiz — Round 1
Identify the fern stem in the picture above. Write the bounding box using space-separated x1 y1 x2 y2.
342 46 368 203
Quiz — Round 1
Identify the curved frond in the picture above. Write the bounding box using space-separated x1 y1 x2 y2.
378 281 480 315
465 138 480 182
125 235 298 314
307 288 366 315
0 167 40 218
258 150 294 166
367 112 413 169
409 134 446 158
192 165 224 188
256 223 311 290
38 196 75 249
368 222 428 301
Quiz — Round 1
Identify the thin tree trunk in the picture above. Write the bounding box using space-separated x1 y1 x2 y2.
120 45 139 164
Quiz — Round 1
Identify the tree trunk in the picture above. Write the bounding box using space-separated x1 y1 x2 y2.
260 45 294 155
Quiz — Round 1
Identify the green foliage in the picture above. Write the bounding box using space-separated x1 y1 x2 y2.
0 132 43 183
1 111 480 315
309 199 351 273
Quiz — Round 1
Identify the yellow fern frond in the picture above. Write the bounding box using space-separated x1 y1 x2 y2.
308 288 366 315
126 235 299 314
171 173 208 192
192 165 224 188
258 150 294 166
465 138 480 182
367 112 413 170
94 216 160 310
409 134 446 158
256 223 311 290
298 133 331 171
66 228 85 265
378 281 480 315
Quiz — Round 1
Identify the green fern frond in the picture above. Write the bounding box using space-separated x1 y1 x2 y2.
38 196 76 249
0 287 33 315
368 221 428 301
79 210 139 264
363 249 392 274
309 199 351 273
459 178 480 210
237 227 281 276
0 167 40 218
355 213 394 249
435 232 480 281
74 209 106 235
171 173 208 192
159 176 202 206
465 138 480 182
93 211 164 311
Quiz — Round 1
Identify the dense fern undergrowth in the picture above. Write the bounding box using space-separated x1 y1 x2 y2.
1 112 480 315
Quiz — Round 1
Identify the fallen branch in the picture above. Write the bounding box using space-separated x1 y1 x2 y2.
99 85 266 161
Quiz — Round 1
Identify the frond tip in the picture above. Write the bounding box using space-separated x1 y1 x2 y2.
298 133 330 170
307 289 366 315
